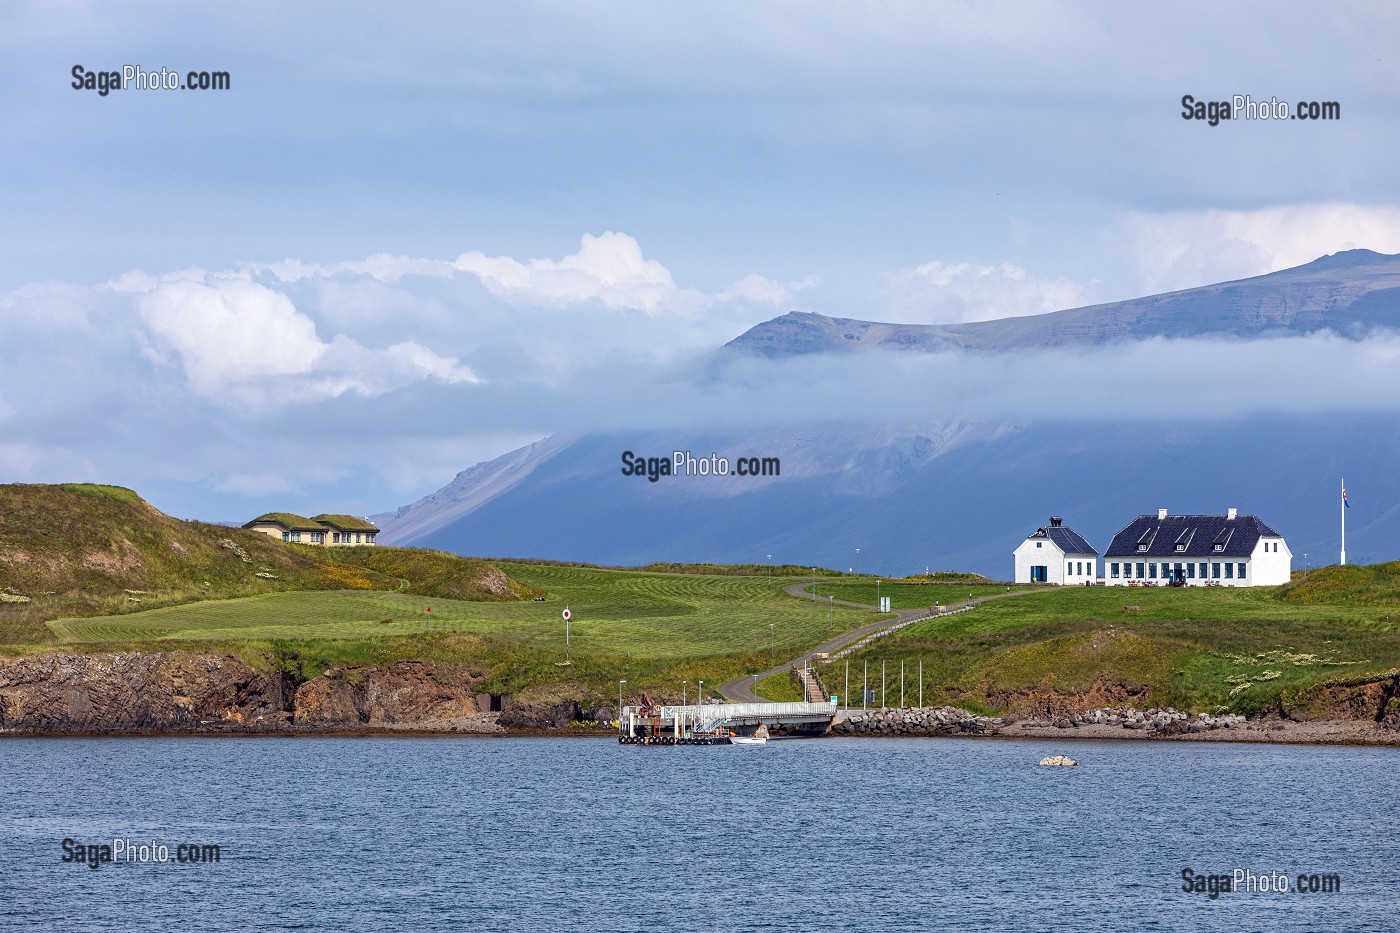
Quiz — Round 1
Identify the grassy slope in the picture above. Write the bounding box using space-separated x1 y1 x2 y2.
828 574 1400 715
804 580 1029 610
49 563 874 660
12 483 1400 716
0 483 534 645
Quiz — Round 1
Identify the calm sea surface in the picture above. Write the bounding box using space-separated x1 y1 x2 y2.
2 735 1396 931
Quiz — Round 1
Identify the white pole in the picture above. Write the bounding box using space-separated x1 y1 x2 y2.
1341 477 1347 566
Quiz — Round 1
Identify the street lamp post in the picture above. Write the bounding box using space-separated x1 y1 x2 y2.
828 595 834 633
698 679 704 706
768 554 772 586
770 623 775 659
855 548 860 575
618 678 626 721
682 680 688 707
876 579 881 612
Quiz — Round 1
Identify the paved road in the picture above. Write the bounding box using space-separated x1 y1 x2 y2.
718 581 1049 703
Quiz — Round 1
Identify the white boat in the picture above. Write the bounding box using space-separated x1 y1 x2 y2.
730 725 770 745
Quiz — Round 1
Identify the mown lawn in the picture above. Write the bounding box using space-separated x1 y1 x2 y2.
48 564 874 660
803 580 1030 610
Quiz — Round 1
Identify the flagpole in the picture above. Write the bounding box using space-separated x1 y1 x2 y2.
1341 477 1347 566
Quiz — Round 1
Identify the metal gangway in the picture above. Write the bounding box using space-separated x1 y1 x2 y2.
619 700 837 743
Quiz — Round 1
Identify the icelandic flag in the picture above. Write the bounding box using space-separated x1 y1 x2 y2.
1343 485 1351 509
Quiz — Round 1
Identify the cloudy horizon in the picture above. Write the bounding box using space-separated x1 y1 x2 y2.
3 1 1398 521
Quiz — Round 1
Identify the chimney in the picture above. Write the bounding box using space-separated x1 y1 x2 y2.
1157 508 1168 520
1050 516 1062 527
1227 507 1238 520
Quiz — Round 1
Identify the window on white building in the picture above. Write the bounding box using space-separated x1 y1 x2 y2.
1111 563 1120 578
1237 563 1246 579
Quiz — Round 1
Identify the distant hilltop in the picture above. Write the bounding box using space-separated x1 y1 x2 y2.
721 249 1400 357
369 250 1400 575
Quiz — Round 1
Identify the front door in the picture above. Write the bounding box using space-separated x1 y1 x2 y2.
1031 565 1047 583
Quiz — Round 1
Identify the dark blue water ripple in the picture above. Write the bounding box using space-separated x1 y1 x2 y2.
2 736 1396 932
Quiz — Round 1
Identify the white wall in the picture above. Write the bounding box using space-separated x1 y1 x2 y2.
1103 547 1289 587
1014 538 1063 584
1014 539 1097 584
1250 536 1293 585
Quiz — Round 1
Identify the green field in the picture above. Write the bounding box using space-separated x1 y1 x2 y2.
17 482 1400 720
804 580 1029 610
48 563 874 660
818 582 1400 715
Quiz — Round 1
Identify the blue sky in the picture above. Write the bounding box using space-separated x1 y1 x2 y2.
2 1 1399 520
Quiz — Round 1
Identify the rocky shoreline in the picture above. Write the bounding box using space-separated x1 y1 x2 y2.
5 651 1400 747
829 706 1005 736
0 651 614 738
833 704 1400 748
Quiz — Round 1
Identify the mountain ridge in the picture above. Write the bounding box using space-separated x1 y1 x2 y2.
722 249 1400 357
372 250 1400 575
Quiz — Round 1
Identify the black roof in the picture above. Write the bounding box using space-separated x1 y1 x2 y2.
1024 525 1098 556
1105 514 1281 559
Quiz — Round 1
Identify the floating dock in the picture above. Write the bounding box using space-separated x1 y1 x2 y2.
618 700 837 745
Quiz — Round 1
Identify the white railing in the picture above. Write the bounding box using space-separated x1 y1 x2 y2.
621 700 837 735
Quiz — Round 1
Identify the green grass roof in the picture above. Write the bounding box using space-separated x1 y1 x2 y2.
313 514 379 532
245 513 325 531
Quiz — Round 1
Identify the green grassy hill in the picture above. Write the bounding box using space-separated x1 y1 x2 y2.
822 581 1400 717
0 483 536 643
9 481 1400 718
1278 561 1400 606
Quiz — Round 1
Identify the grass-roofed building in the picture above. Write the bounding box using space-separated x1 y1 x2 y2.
242 513 378 546
313 514 379 546
243 513 328 545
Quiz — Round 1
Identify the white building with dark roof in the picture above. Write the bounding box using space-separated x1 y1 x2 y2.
1104 508 1290 587
1014 516 1099 585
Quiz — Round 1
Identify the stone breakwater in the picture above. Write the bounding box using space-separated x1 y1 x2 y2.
1019 706 1248 735
829 706 1005 736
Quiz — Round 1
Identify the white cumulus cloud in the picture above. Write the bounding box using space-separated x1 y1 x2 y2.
1114 203 1400 295
131 275 478 407
137 278 327 395
884 259 1088 324
453 231 702 315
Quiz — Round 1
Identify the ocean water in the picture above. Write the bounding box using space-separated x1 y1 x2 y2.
2 735 1396 932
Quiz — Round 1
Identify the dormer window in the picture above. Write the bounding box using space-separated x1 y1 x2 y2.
1214 543 1224 552
1175 543 1186 552
1138 544 1148 552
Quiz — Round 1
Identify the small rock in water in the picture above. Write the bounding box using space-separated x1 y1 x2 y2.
1038 754 1079 767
